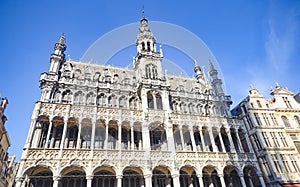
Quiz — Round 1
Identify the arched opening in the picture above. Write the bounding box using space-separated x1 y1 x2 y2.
202 167 221 187
244 166 262 187
119 96 127 108
224 166 242 187
65 118 78 148
27 166 53 187
94 119 106 149
294 115 300 126
74 91 84 105
173 125 183 151
81 119 92 149
202 127 212 152
134 122 143 150
149 123 167 150
180 166 200 187
34 116 50 148
61 167 86 187
122 167 144 187
230 128 240 152
108 120 118 149
182 125 192 151
49 117 64 148
212 127 222 152
147 92 154 109
97 93 107 107
238 128 250 153
152 166 173 187
220 127 231 152
156 93 163 110
194 127 203 151
92 166 116 187
121 122 131 150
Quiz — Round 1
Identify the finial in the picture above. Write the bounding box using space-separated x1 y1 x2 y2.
59 33 66 44
194 59 199 67
250 84 255 90
209 60 215 70
142 5 145 18
275 82 280 88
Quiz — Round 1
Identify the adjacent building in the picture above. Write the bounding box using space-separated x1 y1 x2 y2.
232 84 300 186
15 17 265 187
0 97 18 187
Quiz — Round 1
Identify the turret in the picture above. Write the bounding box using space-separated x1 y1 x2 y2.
194 59 203 80
49 34 66 74
134 15 163 80
209 62 224 96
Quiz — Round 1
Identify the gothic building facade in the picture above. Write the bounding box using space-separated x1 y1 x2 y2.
232 84 300 187
15 17 265 187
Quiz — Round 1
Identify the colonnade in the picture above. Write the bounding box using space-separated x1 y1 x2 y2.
18 165 265 187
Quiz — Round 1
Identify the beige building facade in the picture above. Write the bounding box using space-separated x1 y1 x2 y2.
232 84 300 186
15 17 265 187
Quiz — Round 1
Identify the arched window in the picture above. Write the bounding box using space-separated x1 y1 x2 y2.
256 100 262 108
86 92 94 105
66 125 78 148
282 116 291 127
147 42 151 51
74 91 84 105
156 93 163 110
145 64 158 79
147 92 154 109
81 125 92 149
97 93 106 107
294 116 300 126
142 42 145 50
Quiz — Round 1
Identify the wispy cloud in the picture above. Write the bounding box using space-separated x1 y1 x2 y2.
265 4 298 72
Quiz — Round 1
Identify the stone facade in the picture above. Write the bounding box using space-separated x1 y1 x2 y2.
15 17 265 187
232 84 300 186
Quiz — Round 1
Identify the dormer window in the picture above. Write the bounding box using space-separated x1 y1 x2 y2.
283 97 292 108
256 100 262 108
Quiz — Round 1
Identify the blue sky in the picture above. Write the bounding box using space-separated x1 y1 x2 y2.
1 1 299 159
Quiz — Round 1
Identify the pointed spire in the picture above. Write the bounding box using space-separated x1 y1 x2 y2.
250 84 255 90
59 33 66 44
142 5 145 18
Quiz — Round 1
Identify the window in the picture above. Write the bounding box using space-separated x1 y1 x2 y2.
145 64 158 79
156 93 163 110
282 116 291 127
257 100 262 108
294 116 300 126
279 132 288 147
254 113 261 126
119 96 127 108
262 113 271 126
262 132 271 147
252 134 262 150
270 113 278 126
280 155 291 173
261 156 272 177
147 92 154 109
97 93 106 107
272 154 282 173
245 115 254 129
289 154 300 173
283 97 292 108
270 132 280 147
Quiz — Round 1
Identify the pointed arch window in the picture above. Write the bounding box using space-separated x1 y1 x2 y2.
145 64 158 79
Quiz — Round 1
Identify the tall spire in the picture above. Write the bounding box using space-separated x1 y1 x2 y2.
142 5 145 18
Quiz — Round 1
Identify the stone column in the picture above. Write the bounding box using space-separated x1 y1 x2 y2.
104 122 108 149
199 126 206 151
60 117 69 149
76 119 83 149
219 174 226 187
14 177 23 187
118 123 122 150
86 175 93 187
32 121 42 148
197 174 204 187
53 176 60 187
226 129 236 153
145 174 152 187
239 174 247 187
166 122 176 153
218 129 226 152
131 124 135 150
172 174 180 187
91 119 96 150
117 175 122 187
